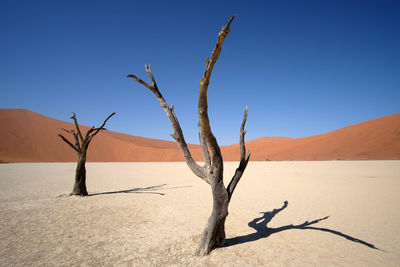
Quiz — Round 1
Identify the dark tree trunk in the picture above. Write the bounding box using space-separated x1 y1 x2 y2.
197 174 229 256
128 16 250 256
58 112 115 197
71 155 88 196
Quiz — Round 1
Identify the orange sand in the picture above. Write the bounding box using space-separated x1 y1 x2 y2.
0 109 399 162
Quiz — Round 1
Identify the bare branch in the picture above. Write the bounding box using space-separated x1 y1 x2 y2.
128 16 250 255
239 105 249 160
198 16 235 171
85 135 94 148
81 113 116 150
226 15 235 28
144 65 159 91
126 74 154 91
198 121 211 170
84 126 96 140
58 134 79 152
128 66 208 182
88 112 116 139
61 128 81 151
227 106 251 201
201 15 235 91
61 128 73 134
70 130 80 150
127 64 161 97
71 113 84 145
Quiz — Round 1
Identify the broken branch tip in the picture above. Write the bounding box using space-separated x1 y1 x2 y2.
227 15 236 27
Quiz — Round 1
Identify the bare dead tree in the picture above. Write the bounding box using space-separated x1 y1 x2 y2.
58 112 116 196
127 16 250 255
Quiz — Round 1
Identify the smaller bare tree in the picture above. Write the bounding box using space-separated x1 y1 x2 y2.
58 112 115 196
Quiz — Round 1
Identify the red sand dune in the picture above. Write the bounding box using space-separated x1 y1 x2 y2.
0 109 399 162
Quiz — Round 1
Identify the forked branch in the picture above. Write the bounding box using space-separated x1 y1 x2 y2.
58 112 116 153
85 112 116 144
128 16 252 256
60 128 80 151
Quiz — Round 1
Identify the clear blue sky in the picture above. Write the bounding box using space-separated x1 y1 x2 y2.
1 0 399 145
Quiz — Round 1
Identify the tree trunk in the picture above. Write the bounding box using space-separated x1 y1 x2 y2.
127 16 250 256
71 154 88 196
196 175 229 256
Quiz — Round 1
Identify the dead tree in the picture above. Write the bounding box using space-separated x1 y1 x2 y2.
127 16 250 255
58 112 116 196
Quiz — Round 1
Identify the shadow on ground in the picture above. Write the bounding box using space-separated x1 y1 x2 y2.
89 184 191 196
225 201 381 251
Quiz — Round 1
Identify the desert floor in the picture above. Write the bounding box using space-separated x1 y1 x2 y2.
0 161 399 266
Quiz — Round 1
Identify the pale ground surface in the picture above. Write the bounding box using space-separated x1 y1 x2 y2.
0 161 399 266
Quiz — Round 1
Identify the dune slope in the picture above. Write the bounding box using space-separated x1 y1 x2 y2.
0 109 399 162
245 114 400 160
0 109 194 162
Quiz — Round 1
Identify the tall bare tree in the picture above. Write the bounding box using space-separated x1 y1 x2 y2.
127 16 250 255
58 112 116 196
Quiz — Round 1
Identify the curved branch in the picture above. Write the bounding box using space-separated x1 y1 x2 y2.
227 106 251 201
198 16 235 173
127 66 208 183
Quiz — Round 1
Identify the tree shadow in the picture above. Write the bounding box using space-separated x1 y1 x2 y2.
89 184 191 196
225 201 382 251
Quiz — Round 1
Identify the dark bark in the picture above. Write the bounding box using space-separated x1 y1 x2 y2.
128 15 251 255
227 106 251 202
72 155 88 196
196 108 249 255
58 112 115 196
196 174 229 255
